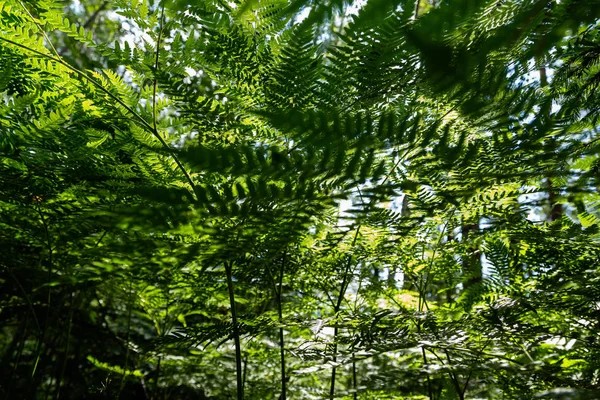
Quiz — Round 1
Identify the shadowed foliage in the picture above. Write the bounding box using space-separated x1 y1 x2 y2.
1 0 600 399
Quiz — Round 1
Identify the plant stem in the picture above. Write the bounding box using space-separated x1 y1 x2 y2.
225 261 244 400
538 66 562 222
4 314 29 400
153 357 161 399
152 5 165 136
0 36 196 194
31 200 53 386
329 227 360 399
352 354 357 400
55 292 75 399
83 1 109 28
117 282 134 399
152 286 170 400
421 347 434 399
277 253 287 400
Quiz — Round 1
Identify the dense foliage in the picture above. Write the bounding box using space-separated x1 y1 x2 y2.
2 0 600 398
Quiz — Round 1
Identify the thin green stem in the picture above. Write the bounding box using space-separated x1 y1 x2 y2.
4 314 30 400
55 292 75 399
350 269 366 400
413 210 455 399
152 288 170 399
351 354 357 400
18 1 60 58
421 347 434 400
225 261 244 400
264 252 288 400
117 282 134 399
277 253 287 400
3 266 42 334
152 5 166 136
329 227 360 400
31 200 53 382
427 348 463 400
0 36 196 195
151 357 160 399
461 337 492 395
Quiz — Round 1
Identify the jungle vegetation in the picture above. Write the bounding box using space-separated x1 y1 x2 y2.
1 0 600 399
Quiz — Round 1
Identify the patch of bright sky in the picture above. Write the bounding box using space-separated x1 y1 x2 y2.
70 0 84 13
296 0 366 23
347 0 367 15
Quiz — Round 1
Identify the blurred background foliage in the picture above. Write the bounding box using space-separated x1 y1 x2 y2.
1 0 600 399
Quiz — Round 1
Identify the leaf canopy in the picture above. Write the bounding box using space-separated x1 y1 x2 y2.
1 0 600 399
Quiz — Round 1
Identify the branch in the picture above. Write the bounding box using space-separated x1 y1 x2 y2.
83 1 109 29
0 36 196 196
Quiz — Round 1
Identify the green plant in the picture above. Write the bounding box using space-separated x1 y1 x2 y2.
1 0 600 399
